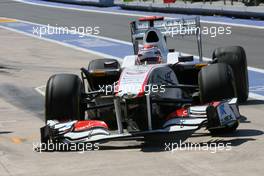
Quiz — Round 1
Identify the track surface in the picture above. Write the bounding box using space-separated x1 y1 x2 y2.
0 0 264 68
0 1 264 176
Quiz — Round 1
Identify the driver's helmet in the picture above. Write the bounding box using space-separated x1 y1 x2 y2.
136 45 162 65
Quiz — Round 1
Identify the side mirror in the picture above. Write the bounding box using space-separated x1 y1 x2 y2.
178 56 194 62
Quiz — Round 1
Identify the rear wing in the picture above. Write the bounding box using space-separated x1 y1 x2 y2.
130 16 203 61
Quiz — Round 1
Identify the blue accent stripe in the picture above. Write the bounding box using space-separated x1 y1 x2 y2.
248 70 264 96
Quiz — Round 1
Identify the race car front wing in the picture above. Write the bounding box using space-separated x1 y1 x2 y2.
40 96 240 145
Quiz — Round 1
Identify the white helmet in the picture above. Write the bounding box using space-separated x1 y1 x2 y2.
136 45 162 65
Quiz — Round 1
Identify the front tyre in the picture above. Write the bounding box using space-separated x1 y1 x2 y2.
198 63 236 103
45 74 85 123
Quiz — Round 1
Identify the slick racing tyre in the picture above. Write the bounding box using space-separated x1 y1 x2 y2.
45 74 85 122
198 63 236 103
213 46 249 103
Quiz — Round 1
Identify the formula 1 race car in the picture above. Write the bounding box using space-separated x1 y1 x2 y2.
41 16 248 145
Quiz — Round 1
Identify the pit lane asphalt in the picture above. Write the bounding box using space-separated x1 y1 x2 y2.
0 0 264 68
0 1 264 175
0 28 264 176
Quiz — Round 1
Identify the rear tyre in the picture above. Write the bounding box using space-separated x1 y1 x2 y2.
198 63 236 103
213 46 248 102
45 74 85 123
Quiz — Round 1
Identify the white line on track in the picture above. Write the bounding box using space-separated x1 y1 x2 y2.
198 20 264 30
12 0 264 29
35 85 46 96
249 92 264 101
248 66 264 73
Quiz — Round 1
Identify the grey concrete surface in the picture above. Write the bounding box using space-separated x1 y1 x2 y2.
0 0 263 68
0 26 264 176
